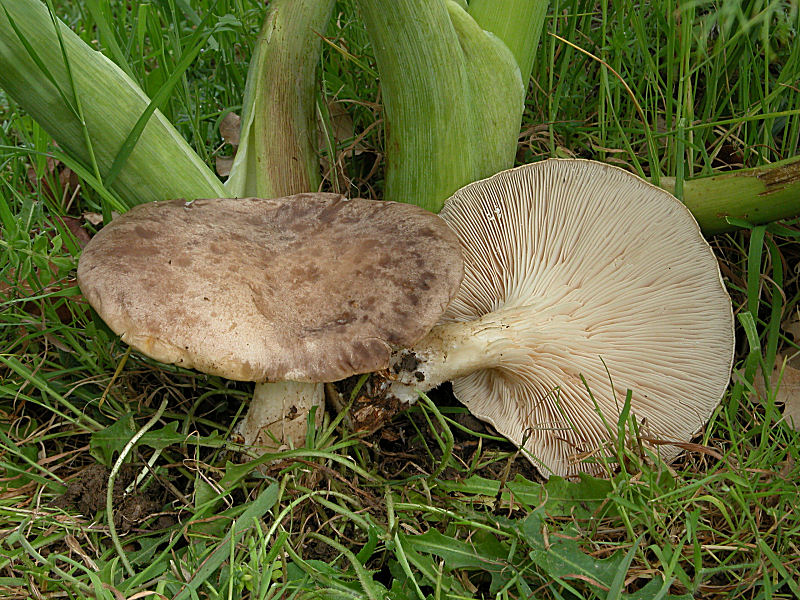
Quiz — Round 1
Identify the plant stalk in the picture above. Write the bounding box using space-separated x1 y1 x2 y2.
0 0 225 205
659 156 800 234
355 0 528 212
226 0 335 198
468 0 549 83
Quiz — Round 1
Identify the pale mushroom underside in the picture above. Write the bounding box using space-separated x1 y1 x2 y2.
439 159 734 477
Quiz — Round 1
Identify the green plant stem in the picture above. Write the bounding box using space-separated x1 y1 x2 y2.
659 156 800 234
356 0 525 212
356 0 473 210
225 0 335 198
0 0 225 205
468 0 549 83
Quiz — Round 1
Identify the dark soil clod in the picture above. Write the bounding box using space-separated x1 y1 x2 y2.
51 463 168 531
393 351 420 374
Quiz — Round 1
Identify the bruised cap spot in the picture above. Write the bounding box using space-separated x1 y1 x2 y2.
134 225 157 239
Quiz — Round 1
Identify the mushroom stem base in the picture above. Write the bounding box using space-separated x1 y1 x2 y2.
388 313 509 403
233 381 324 452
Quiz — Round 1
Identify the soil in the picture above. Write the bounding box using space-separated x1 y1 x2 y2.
348 382 544 483
51 463 171 531
392 351 422 379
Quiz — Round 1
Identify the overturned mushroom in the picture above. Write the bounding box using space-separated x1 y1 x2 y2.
386 160 734 477
77 193 463 451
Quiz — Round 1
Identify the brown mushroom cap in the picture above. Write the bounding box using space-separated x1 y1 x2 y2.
438 160 734 475
77 193 463 382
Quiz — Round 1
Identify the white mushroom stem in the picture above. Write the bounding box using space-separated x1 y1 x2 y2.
389 318 495 403
234 382 324 451
388 304 543 403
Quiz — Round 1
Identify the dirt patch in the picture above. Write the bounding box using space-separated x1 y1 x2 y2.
392 351 421 378
51 463 171 531
347 383 544 483
52 463 108 516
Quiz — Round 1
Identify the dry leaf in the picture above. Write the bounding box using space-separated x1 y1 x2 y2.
778 363 800 430
83 212 104 226
753 356 800 431
319 100 367 157
65 534 99 571
324 101 356 150
783 310 800 345
215 155 235 177
83 212 118 226
219 112 241 147
216 112 240 177
318 100 366 189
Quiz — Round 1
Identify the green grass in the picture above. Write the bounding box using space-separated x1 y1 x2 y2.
1 0 800 598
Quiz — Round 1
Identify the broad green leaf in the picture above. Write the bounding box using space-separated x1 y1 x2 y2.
520 512 689 599
91 419 221 466
193 478 218 511
401 529 514 593
403 529 506 572
388 578 423 600
628 577 689 600
0 0 225 209
508 473 618 518
126 532 172 567
435 474 500 498
355 525 381 564
218 459 261 489
89 413 135 465
139 421 210 450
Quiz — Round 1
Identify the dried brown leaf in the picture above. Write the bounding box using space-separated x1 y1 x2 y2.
319 100 365 156
780 366 800 430
328 101 355 146
219 112 241 147
753 356 800 431
65 534 99 571
83 212 120 226
83 212 104 226
783 310 800 345
215 156 235 177
53 215 91 248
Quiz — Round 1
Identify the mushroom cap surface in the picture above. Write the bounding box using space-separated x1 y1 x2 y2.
78 193 463 382
439 159 734 476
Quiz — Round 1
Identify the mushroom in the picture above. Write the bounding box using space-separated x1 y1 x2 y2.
385 159 735 477
77 193 463 451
